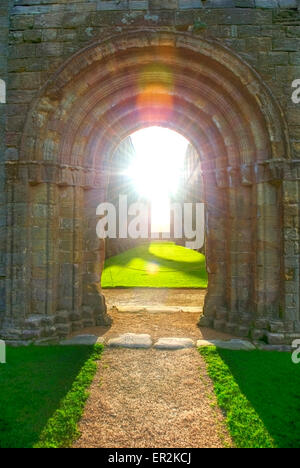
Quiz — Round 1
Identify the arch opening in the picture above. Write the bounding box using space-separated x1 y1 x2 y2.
102 127 207 298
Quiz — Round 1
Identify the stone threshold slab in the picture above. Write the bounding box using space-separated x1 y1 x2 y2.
58 335 292 352
107 333 153 348
112 306 203 314
154 337 195 349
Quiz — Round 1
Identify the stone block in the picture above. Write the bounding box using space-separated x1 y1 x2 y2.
178 0 203 8
24 316 42 330
154 338 195 349
251 329 266 340
236 325 250 337
22 329 41 340
41 326 57 338
10 15 34 30
197 339 256 350
278 0 297 7
255 343 292 352
269 321 285 333
108 333 152 348
56 323 72 337
34 337 60 346
273 38 300 52
149 0 178 8
213 319 226 330
60 334 98 346
81 306 94 319
255 0 278 7
41 316 56 327
237 25 260 37
5 147 18 160
23 30 42 44
203 0 235 6
82 319 96 328
72 321 83 332
225 322 238 334
267 332 286 345
235 0 255 5
55 310 71 324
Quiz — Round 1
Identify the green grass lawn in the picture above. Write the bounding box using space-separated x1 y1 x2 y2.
0 345 103 448
199 347 300 448
102 242 208 288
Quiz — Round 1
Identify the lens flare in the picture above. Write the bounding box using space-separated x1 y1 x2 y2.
146 262 159 275
137 64 174 122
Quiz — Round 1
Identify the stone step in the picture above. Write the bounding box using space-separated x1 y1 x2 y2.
43 334 293 352
197 339 256 351
60 335 101 346
107 333 152 349
154 338 195 350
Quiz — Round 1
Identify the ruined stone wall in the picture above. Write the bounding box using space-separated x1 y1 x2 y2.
0 0 300 343
0 0 12 325
3 1 300 162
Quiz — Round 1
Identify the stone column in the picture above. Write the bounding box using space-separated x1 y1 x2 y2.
3 179 31 340
282 178 300 343
253 181 283 343
200 173 228 328
82 187 111 326
29 183 58 317
227 183 254 337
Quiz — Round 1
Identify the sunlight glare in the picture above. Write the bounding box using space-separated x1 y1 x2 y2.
128 127 189 234
129 126 188 200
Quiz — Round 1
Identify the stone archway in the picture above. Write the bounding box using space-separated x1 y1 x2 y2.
3 30 294 344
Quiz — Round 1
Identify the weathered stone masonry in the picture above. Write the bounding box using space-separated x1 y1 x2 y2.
0 0 300 344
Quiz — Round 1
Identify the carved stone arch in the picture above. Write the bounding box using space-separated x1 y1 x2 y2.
4 30 293 343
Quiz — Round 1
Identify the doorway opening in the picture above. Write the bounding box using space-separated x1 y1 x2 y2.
102 126 207 312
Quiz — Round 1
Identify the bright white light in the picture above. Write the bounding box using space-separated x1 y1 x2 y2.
128 126 189 233
129 127 188 199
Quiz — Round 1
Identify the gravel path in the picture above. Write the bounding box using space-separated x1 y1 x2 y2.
74 348 232 448
71 308 234 343
103 288 207 308
73 290 233 448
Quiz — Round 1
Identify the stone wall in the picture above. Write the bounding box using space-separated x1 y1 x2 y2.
4 1 300 160
0 0 11 327
0 0 299 343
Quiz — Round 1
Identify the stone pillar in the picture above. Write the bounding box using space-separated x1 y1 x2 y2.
227 184 254 337
19 182 58 343
3 178 31 341
82 187 111 326
282 179 300 343
29 183 59 317
200 173 228 327
56 185 84 337
253 181 283 343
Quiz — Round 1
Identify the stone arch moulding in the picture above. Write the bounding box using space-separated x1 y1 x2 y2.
3 30 297 345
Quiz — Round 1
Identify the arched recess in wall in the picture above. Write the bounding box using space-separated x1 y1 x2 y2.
11 30 289 337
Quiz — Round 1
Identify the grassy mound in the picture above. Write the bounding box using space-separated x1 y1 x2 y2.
102 242 208 288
